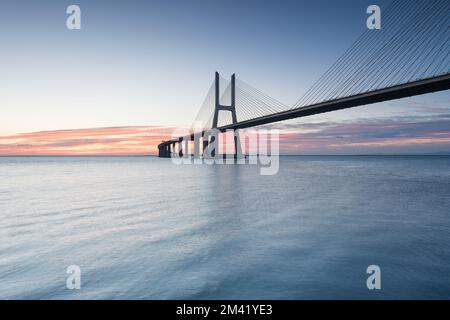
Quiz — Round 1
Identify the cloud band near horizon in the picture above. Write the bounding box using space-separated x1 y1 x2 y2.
1 112 450 156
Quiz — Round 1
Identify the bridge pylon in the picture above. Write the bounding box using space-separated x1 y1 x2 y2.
207 72 243 159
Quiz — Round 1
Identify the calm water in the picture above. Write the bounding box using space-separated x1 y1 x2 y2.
0 156 449 299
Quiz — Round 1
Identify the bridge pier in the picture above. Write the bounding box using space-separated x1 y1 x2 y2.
178 139 183 158
211 72 242 159
202 137 209 157
193 135 200 159
158 143 172 158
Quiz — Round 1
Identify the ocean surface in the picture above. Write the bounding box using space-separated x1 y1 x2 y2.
0 155 449 300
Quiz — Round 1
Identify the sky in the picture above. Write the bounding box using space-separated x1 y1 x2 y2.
0 0 449 155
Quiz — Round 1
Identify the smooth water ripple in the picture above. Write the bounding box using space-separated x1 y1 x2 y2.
0 156 449 299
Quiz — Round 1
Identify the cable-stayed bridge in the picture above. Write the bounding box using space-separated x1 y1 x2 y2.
158 0 450 158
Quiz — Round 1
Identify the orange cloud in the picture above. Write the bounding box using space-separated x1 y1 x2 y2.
1 117 449 156
0 126 177 156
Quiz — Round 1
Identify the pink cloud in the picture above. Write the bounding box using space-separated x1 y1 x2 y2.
1 115 449 156
0 126 177 156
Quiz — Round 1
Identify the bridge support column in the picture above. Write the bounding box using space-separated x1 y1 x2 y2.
178 139 183 158
210 136 217 158
202 137 209 158
212 72 242 160
183 137 190 159
231 75 243 159
192 135 200 159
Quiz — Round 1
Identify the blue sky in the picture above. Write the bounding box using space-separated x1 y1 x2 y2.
0 0 449 154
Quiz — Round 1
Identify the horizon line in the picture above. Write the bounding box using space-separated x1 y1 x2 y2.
1 153 449 157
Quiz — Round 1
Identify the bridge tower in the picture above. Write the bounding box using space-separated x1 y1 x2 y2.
208 72 242 158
